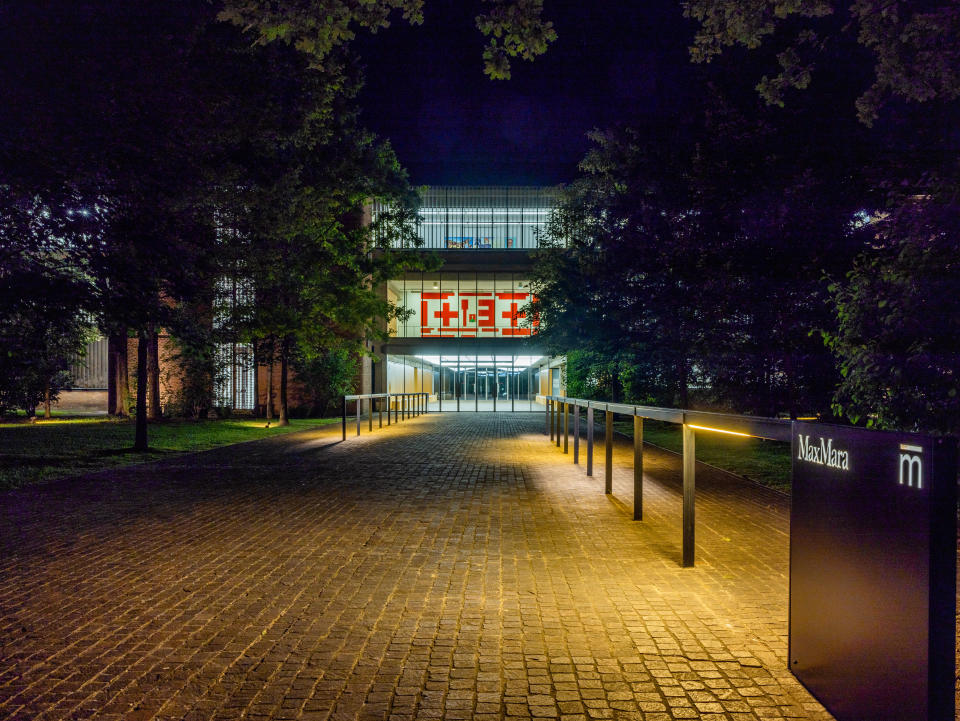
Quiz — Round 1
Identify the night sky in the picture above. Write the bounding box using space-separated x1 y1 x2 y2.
355 1 695 186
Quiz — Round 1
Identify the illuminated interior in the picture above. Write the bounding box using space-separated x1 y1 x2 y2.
387 272 536 338
386 353 552 411
373 186 557 249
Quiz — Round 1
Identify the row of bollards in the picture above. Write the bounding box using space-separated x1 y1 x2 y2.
546 395 795 568
342 393 429 440
546 397 650 546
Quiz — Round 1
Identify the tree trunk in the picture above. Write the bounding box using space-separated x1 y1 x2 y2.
147 326 160 420
278 338 289 426
134 330 149 451
266 355 274 421
44 386 51 419
677 357 689 408
111 331 130 416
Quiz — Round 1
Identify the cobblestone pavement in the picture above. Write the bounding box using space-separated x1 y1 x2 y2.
0 411 842 721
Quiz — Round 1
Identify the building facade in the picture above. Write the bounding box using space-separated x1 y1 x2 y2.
73 185 565 415
373 186 565 411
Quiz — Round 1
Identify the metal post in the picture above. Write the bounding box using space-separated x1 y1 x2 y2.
586 406 594 476
573 404 580 464
342 397 346 440
563 402 569 454
555 400 561 448
545 399 550 435
682 424 695 567
549 400 554 442
605 409 613 494
633 415 643 521
387 394 391 425
379 398 383 428
356 399 361 436
368 398 372 432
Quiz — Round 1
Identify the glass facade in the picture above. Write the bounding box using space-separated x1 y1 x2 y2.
213 275 256 410
387 353 546 411
214 343 256 410
387 272 537 338
374 186 558 249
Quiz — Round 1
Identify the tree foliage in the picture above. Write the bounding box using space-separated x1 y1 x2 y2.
0 191 96 416
826 185 960 434
206 42 432 423
683 0 960 125
217 0 555 79
534 79 868 417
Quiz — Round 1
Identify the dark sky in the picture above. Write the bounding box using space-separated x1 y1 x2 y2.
355 1 695 186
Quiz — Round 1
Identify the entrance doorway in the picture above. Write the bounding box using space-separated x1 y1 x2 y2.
386 354 546 411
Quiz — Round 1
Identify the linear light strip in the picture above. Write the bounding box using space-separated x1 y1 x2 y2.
687 424 752 438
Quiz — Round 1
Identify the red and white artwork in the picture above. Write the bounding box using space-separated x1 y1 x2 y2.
410 291 539 337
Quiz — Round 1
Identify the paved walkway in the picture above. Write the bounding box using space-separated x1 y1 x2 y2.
0 412 836 721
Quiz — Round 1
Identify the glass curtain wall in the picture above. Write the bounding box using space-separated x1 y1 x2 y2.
372 186 559 249
386 354 545 411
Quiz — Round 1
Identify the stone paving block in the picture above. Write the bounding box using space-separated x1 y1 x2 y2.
0 411 944 720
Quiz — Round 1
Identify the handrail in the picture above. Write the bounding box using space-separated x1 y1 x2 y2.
545 395 792 441
543 394 795 568
342 392 429 439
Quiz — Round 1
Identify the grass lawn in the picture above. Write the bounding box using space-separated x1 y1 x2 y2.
0 416 338 491
612 418 792 493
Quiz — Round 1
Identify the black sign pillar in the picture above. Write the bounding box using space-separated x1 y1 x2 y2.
789 422 956 721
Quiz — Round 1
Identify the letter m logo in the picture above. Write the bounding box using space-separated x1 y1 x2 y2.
898 444 923 489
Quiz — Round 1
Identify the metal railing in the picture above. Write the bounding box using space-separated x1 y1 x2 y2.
544 395 792 568
342 393 430 440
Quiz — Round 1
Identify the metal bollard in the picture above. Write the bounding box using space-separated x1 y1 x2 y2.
563 402 569 454
368 398 373 432
682 424 696 567
633 415 643 521
573 404 580 464
605 409 613 493
545 399 550 435
379 398 383 428
356 399 361 436
341 397 346 440
586 406 594 476
555 401 561 448
549 400 554 441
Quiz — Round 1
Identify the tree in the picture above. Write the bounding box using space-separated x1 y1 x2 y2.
533 125 717 408
683 0 960 125
0 191 95 417
217 0 556 79
293 345 360 416
534 71 871 416
825 187 960 434
683 0 960 432
202 40 430 424
1 0 237 447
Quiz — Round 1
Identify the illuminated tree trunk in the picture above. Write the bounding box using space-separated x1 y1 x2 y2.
110 331 131 416
266 349 274 421
134 330 149 451
278 337 289 426
147 326 161 420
